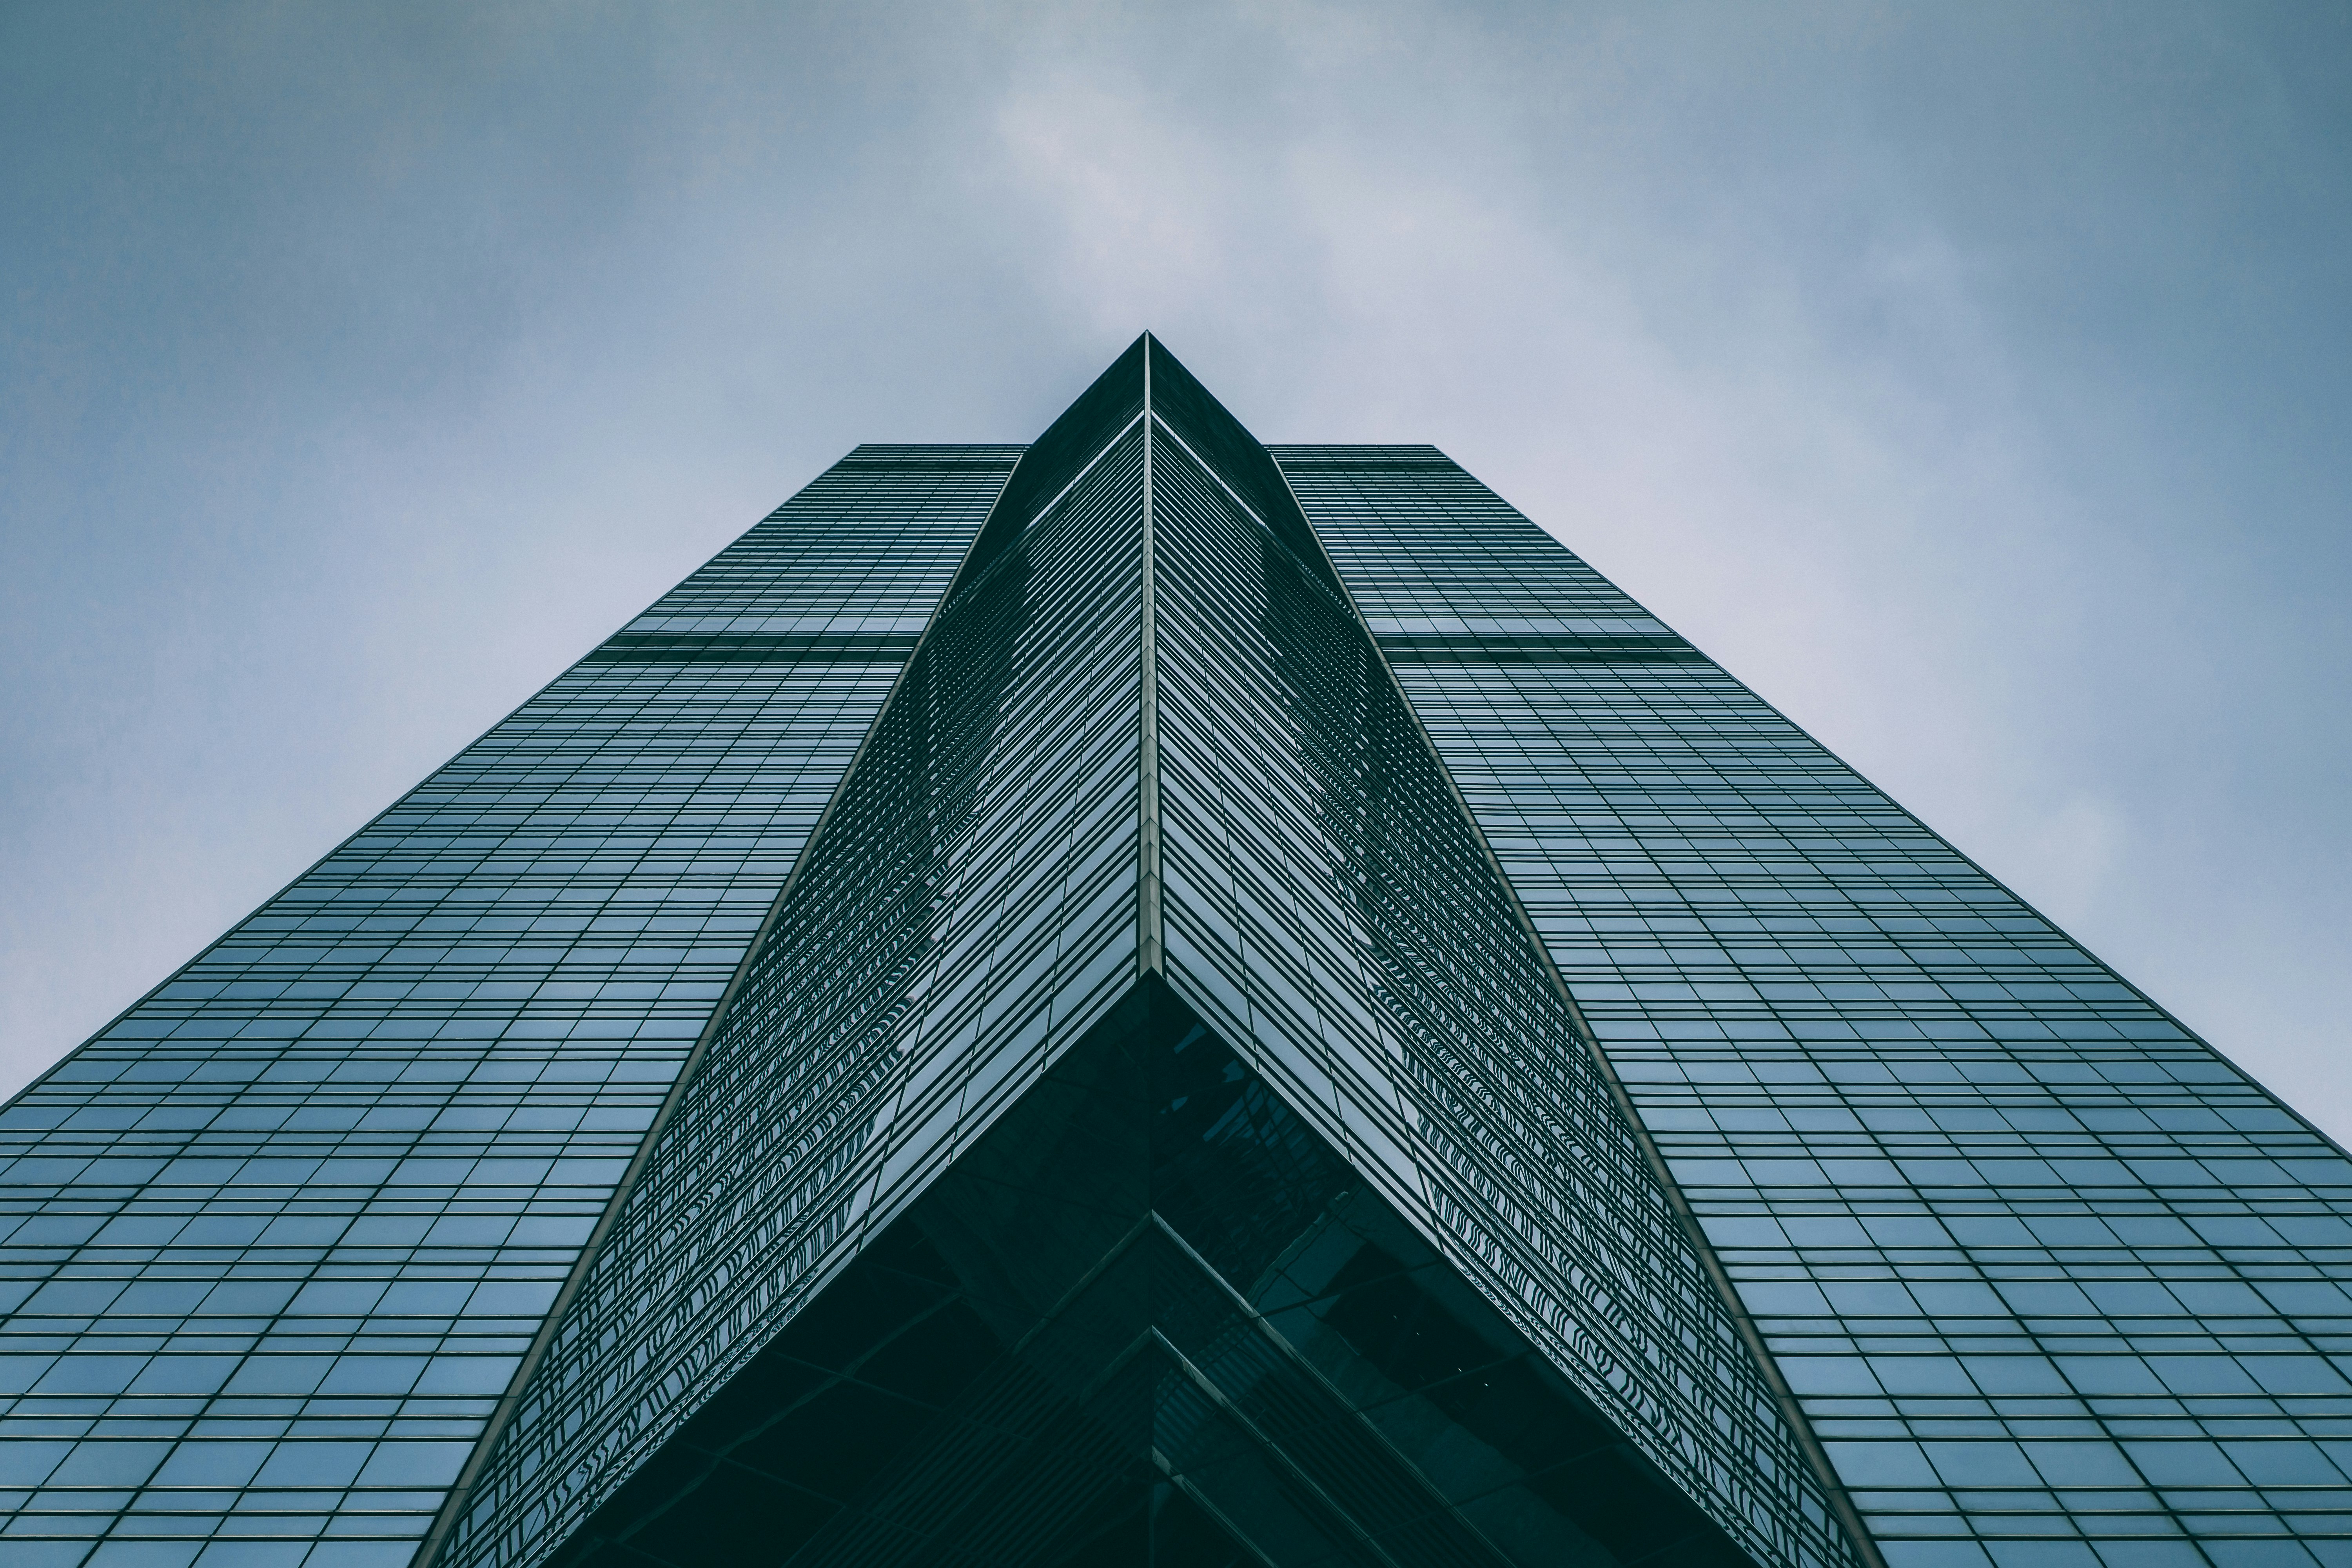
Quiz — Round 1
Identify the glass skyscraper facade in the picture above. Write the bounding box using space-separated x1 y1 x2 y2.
4 338 2344 1568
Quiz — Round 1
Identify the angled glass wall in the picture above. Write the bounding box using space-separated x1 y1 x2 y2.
1147 347 1854 1568
1289 444 2352 1568
544 978 1777 1568
435 370 1154 1568
442 339 1859 1568
0 446 1011 1568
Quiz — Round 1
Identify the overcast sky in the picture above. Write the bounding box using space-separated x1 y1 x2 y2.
4 2 2347 1137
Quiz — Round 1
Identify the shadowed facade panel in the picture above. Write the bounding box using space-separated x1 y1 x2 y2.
542 980 1766 1568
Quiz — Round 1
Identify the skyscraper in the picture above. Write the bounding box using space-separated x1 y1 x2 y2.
3 336 2345 1568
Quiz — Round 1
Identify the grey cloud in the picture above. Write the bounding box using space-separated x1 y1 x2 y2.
4 1 2347 1132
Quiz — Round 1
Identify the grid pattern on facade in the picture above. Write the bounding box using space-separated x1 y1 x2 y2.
1147 362 1855 1568
545 978 1782 1568
1287 445 2352 1568
437 340 1863 1568
0 446 1008 1568
438 414 1150 1568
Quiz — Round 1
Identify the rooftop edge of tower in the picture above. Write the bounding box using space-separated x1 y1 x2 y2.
948 333 1336 601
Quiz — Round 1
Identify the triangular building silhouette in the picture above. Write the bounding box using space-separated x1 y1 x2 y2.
5 338 2348 1568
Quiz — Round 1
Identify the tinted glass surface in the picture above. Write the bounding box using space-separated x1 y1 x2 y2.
1289 444 2352 1568
27 359 2318 1568
546 978 1760 1568
1149 388 1851 1568
0 446 1008 1567
439 345 1855 1568
440 427 1148 1568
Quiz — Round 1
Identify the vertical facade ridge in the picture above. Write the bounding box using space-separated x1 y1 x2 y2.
1138 334 1164 976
